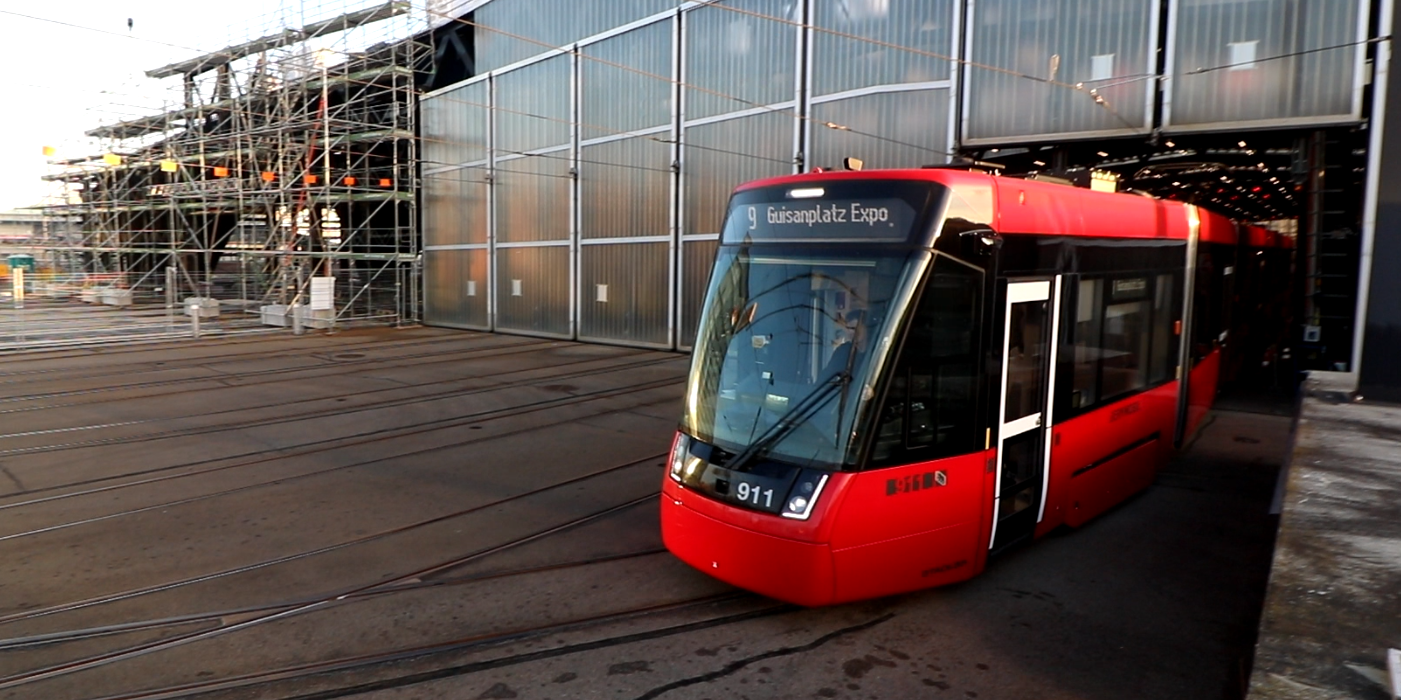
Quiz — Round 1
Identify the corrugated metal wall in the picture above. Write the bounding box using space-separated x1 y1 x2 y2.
579 19 676 346
421 0 1375 347
811 0 955 95
808 0 957 184
965 0 1156 143
810 90 952 170
579 242 670 344
474 0 678 72
1166 0 1366 129
422 78 489 329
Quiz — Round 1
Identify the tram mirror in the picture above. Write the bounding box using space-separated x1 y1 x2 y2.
959 228 1003 254
843 157 864 172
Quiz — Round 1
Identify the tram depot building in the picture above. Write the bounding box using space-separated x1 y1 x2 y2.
417 0 1401 400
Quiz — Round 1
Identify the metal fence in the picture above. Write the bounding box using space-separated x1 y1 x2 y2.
0 263 415 351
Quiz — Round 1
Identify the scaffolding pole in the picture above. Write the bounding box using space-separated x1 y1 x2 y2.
34 0 426 342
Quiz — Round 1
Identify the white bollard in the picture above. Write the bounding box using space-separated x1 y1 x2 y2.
1387 648 1399 700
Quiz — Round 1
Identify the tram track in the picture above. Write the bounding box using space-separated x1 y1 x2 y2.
0 388 680 544
0 329 476 383
0 335 560 409
0 360 681 526
0 341 649 439
87 595 790 700
0 446 672 629
0 333 719 700
0 548 672 653
0 455 680 691
0 352 683 460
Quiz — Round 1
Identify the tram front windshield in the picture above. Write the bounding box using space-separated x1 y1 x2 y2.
684 181 940 471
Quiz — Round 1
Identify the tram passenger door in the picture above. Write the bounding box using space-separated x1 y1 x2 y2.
989 279 1058 552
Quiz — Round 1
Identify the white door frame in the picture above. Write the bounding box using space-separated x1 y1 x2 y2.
988 277 1061 549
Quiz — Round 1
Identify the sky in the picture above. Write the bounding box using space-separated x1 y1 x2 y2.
0 0 318 212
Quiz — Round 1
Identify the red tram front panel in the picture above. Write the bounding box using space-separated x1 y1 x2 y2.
661 479 840 605
662 449 992 607
826 450 991 602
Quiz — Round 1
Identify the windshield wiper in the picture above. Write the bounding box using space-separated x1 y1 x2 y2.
723 371 848 474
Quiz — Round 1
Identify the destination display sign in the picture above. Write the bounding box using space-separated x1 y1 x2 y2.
722 197 917 243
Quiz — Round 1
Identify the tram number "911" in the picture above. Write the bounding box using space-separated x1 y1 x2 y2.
735 481 774 509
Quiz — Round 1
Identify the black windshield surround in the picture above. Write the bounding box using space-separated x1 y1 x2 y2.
681 179 958 499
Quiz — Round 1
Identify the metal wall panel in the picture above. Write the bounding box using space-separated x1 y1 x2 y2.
455 81 491 165
423 174 461 248
579 242 670 344
423 249 459 325
496 155 571 243
684 0 799 120
458 166 490 246
475 0 678 73
682 112 795 236
680 238 719 348
423 81 489 171
496 245 571 334
965 0 1154 142
460 248 491 328
811 0 954 96
1168 0 1363 128
582 21 673 139
811 89 951 170
424 169 489 247
581 137 672 240
421 93 449 173
495 56 570 153
424 249 489 328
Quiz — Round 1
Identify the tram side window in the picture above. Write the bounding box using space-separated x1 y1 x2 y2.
869 256 983 466
1192 246 1224 364
1148 273 1177 384
1067 274 1174 413
1070 279 1104 409
1101 291 1150 400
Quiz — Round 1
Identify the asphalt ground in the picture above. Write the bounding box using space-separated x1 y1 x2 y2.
0 327 1290 700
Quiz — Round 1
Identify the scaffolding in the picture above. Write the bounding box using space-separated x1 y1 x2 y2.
33 1 428 342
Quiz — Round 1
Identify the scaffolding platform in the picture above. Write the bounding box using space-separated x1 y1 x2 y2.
32 1 427 348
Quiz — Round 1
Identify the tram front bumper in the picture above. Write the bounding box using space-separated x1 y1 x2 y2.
661 489 835 607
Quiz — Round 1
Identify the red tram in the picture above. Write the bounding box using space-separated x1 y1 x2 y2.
660 167 1290 606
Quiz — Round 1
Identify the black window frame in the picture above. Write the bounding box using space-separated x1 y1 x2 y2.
863 251 988 470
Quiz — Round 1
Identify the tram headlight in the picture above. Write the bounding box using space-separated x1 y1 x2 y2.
669 433 690 483
782 471 829 520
